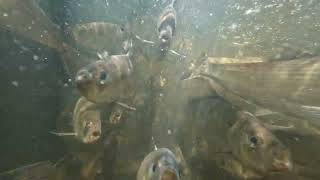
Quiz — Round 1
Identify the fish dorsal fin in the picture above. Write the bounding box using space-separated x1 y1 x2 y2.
207 57 264 64
299 105 320 121
254 108 277 117
50 131 77 136
123 39 134 57
170 0 177 8
264 124 294 131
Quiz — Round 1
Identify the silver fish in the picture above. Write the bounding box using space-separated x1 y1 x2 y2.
227 111 293 176
73 97 102 144
157 0 177 51
0 0 94 76
188 98 292 179
70 22 128 55
75 53 133 103
200 56 320 127
137 148 181 180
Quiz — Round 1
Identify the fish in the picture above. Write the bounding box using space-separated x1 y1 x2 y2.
75 53 133 104
0 0 87 75
109 103 125 125
196 56 320 128
72 97 102 144
268 43 315 61
137 148 181 180
80 153 104 180
157 0 177 52
188 98 292 179
109 102 127 125
109 101 136 125
215 155 263 179
227 111 292 177
70 22 128 55
182 72 320 137
0 0 63 50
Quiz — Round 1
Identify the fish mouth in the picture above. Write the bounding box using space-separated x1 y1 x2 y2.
160 32 171 41
160 38 169 44
82 131 101 144
160 168 179 180
271 159 293 172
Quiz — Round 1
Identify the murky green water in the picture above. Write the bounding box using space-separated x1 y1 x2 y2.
0 0 319 180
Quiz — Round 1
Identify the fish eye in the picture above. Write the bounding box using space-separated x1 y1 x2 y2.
162 35 169 41
152 164 157 172
120 26 125 32
99 71 108 81
249 136 259 148
86 121 93 127
115 111 122 118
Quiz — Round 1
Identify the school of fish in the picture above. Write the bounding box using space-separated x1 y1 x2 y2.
1 0 319 180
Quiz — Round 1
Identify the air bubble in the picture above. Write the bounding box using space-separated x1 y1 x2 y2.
33 55 39 61
12 81 19 87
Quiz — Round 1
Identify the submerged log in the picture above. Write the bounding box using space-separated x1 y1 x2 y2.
195 56 320 127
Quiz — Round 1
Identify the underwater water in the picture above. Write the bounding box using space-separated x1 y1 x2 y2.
0 0 320 180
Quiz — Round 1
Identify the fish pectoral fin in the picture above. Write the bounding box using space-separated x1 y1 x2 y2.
300 105 320 116
264 124 295 131
49 131 77 136
134 34 155 45
116 101 137 111
284 101 320 123
214 146 233 155
254 108 278 117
